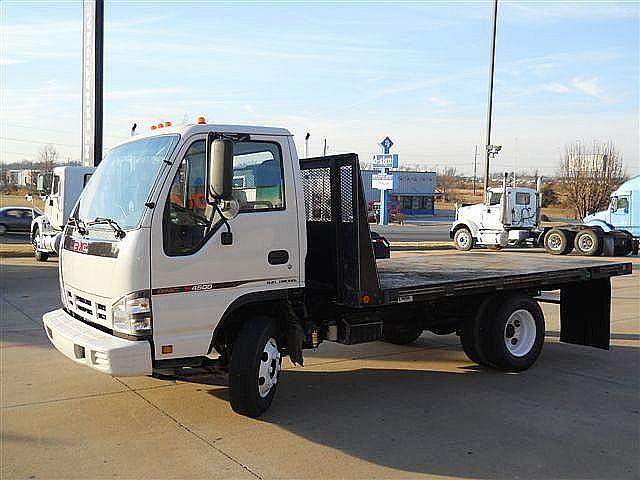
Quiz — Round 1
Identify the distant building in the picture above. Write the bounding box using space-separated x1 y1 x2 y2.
361 169 436 215
4 169 40 187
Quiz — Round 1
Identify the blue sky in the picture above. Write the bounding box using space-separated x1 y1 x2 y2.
1 1 638 175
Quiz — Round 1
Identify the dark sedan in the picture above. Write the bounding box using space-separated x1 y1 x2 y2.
0 207 42 235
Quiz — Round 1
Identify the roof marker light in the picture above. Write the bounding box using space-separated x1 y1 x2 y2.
164 121 172 127
197 116 206 124
157 123 164 129
150 125 157 130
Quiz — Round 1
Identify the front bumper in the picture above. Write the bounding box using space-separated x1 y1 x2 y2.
43 309 152 377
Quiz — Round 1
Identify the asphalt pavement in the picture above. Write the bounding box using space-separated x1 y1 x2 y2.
0 232 30 245
2 250 639 479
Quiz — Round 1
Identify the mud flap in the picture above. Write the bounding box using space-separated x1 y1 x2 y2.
560 278 611 350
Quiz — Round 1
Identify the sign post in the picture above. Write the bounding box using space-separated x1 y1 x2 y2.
372 137 397 225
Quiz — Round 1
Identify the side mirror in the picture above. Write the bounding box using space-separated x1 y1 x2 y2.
206 133 234 201
36 174 46 194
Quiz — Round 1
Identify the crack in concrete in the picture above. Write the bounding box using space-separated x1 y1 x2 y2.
113 378 263 480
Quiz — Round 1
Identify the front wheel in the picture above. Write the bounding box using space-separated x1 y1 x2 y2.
32 227 49 262
453 227 474 251
229 316 282 417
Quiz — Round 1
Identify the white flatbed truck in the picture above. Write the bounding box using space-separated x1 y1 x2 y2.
43 122 632 417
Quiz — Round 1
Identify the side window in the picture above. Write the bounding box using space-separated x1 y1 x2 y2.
488 191 502 206
516 192 530 205
164 141 219 256
232 142 284 211
164 140 285 256
616 196 629 213
51 175 60 195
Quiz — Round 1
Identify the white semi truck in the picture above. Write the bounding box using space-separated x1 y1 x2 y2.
31 166 95 261
43 122 632 417
450 174 637 256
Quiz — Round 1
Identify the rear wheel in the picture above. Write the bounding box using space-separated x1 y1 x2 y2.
229 316 282 418
381 324 423 345
574 229 602 256
544 228 573 255
0 224 7 236
482 295 545 372
453 227 474 251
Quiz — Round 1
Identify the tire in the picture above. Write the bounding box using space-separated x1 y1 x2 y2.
460 297 494 367
229 315 282 418
381 324 423 345
32 227 49 262
482 295 545 372
544 228 573 255
574 229 602 256
453 227 474 251
0 224 7 236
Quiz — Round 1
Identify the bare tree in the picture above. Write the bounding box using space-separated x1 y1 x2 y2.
38 144 58 174
560 141 626 219
437 167 459 201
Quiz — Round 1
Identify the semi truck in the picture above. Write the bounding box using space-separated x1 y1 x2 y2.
450 174 638 256
31 165 95 261
43 122 632 417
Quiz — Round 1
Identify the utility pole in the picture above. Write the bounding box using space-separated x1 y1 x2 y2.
483 0 498 192
323 138 327 156
81 0 104 167
473 144 478 195
304 132 310 158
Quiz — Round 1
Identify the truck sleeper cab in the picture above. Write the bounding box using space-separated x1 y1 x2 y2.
44 124 632 418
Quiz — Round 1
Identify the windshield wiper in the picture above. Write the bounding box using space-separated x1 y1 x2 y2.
88 217 127 239
68 216 89 236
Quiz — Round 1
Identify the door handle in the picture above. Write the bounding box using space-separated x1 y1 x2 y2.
49 199 54 206
268 250 289 265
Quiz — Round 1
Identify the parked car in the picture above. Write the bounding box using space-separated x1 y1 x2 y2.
0 207 42 235
371 231 391 259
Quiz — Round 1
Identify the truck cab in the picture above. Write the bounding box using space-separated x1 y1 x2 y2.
451 181 540 250
584 175 639 238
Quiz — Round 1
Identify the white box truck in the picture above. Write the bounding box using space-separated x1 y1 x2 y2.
43 122 632 417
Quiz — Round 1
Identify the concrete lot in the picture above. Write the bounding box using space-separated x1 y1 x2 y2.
1 251 639 479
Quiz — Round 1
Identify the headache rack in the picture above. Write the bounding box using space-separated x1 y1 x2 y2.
300 154 381 307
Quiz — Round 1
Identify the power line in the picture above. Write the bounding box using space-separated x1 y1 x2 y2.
0 136 80 148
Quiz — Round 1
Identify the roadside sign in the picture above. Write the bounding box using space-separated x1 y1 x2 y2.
372 173 393 190
380 136 394 154
372 154 398 169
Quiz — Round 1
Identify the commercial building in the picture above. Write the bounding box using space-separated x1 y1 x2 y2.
361 169 436 215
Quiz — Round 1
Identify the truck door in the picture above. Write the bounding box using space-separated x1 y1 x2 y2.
610 195 631 229
149 134 302 360
45 173 64 229
481 190 504 231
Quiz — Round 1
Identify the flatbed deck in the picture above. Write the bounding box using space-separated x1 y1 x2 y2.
377 251 632 303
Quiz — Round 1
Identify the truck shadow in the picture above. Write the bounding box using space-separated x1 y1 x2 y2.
201 343 638 479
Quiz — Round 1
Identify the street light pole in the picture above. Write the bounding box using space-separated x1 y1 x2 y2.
483 0 498 192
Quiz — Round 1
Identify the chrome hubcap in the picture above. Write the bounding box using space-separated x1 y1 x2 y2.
504 309 536 357
578 235 594 252
457 231 470 248
258 337 281 398
548 233 562 250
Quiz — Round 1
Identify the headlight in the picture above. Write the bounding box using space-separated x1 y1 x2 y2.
112 290 152 336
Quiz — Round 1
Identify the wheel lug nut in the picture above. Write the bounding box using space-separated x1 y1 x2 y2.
511 338 518 345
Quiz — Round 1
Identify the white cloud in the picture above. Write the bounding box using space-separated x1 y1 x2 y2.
571 77 602 98
427 96 451 107
243 104 254 114
104 87 182 101
543 82 571 93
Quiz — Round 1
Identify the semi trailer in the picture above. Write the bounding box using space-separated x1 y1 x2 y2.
450 174 638 256
43 122 632 417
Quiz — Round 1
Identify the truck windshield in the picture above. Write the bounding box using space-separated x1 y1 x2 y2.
77 135 179 230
